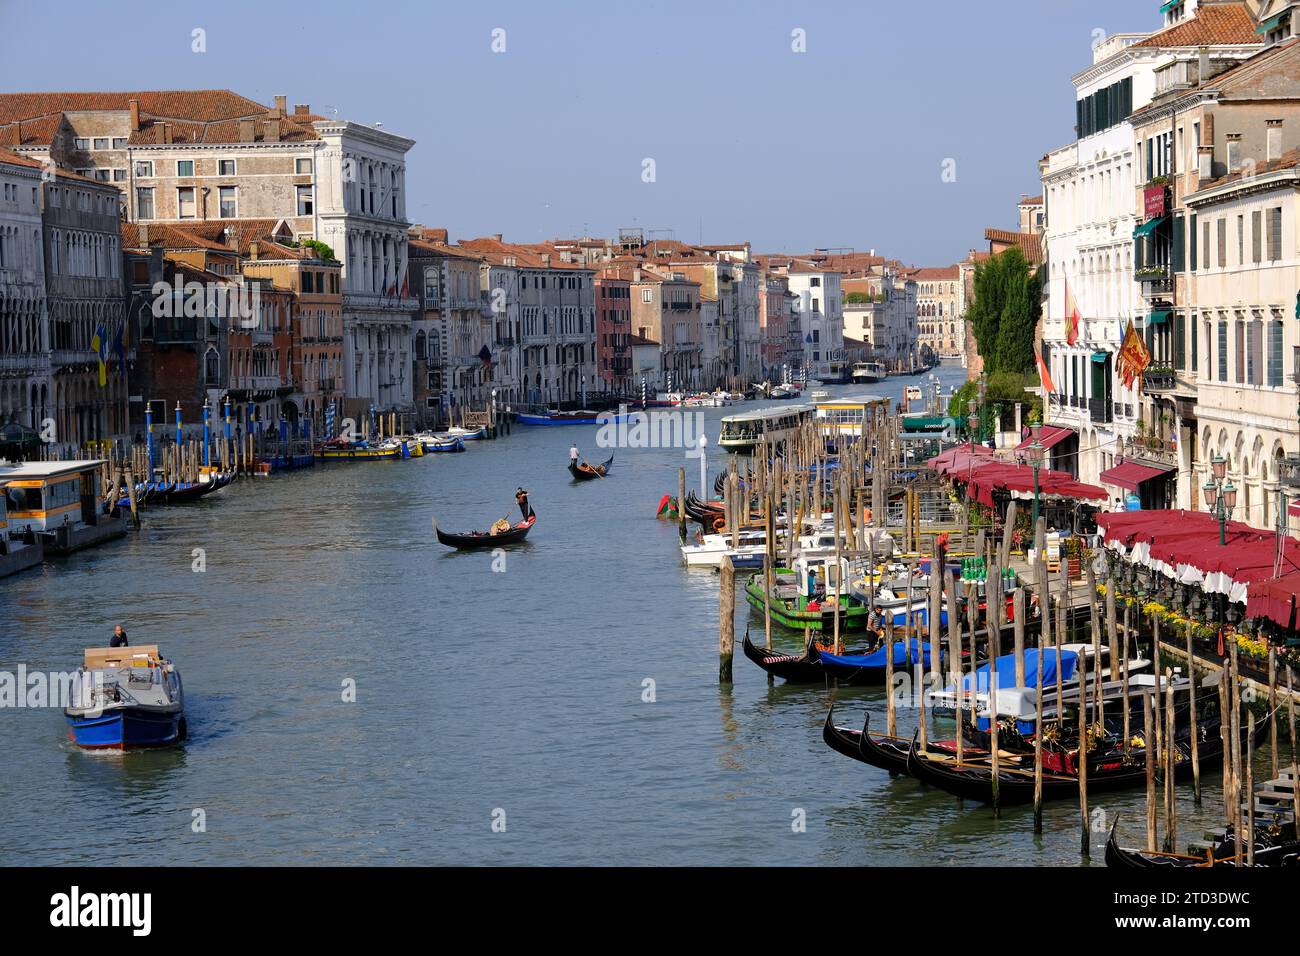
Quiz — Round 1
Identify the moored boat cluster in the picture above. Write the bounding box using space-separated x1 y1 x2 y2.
674 401 1300 867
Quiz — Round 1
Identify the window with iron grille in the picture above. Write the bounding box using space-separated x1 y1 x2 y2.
1269 319 1284 386
1217 320 1227 381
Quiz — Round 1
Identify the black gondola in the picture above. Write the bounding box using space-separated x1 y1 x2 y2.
744 633 825 683
434 513 537 550
1104 816 1300 868
568 454 613 481
682 490 725 527
160 479 221 504
824 707 969 775
906 715 1266 806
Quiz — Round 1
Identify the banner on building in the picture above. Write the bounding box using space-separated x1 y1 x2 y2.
1064 278 1081 346
1116 320 1151 390
1035 347 1056 393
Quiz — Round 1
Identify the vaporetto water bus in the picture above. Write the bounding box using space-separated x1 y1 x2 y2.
718 404 814 453
851 360 886 384
0 459 127 555
813 394 890 439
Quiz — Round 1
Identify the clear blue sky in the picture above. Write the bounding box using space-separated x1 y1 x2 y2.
0 0 1160 265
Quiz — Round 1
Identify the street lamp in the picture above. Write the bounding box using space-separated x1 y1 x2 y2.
1202 454 1237 546
1027 423 1046 530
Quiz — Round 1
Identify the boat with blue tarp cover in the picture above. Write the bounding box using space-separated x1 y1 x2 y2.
817 638 940 684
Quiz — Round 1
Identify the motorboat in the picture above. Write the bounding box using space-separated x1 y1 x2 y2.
64 644 186 749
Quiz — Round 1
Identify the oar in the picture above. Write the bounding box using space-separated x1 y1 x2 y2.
583 459 606 478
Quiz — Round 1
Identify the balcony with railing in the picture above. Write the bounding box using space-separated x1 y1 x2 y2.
1088 397 1113 423
1120 433 1178 470
1142 366 1175 392
1136 265 1172 296
1280 455 1300 490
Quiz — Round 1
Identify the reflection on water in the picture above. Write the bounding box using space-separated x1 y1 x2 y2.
0 368 1264 865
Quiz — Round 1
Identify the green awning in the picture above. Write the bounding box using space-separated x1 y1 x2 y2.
1133 216 1166 239
902 415 947 431
1159 0 1179 12
1257 12 1286 33
1147 310 1171 326
1090 352 1109 364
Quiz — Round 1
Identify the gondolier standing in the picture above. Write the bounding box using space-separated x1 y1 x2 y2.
515 487 534 520
569 443 579 464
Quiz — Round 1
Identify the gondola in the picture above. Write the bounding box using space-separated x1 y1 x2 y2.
743 633 874 683
568 454 613 481
905 714 1266 806
817 638 938 685
433 512 536 550
823 707 972 775
1104 816 1300 868
683 490 725 527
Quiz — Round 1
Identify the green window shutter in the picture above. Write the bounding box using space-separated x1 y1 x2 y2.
1269 319 1284 386
1134 237 1145 270
1175 312 1186 369
1172 216 1185 272
1189 213 1197 272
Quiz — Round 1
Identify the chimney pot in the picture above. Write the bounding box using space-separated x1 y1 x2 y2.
294 104 310 116
129 99 141 133
238 119 256 143
265 119 281 143
249 241 259 261
274 95 287 117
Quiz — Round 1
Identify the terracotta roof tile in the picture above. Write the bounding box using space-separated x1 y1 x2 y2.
1132 3 1263 48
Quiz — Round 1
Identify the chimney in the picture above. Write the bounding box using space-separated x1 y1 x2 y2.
249 241 259 261
163 123 173 145
239 119 256 143
294 104 310 117
1198 46 1210 81
493 233 502 242
633 268 642 282
139 224 149 246
541 253 551 267
149 245 163 283
274 95 287 117
129 99 141 132
265 120 281 143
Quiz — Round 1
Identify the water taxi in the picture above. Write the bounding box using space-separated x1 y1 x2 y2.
317 438 406 461
0 460 127 555
718 404 814 453
445 425 486 441
64 644 186 749
0 478 43 577
851 360 886 384
413 432 466 453
813 394 890 438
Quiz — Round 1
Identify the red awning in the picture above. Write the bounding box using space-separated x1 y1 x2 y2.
1289 499 1300 517
1014 425 1074 452
1099 461 1174 492
1248 572 1300 630
927 441 995 478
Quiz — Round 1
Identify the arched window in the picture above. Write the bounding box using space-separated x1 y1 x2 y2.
204 347 220 385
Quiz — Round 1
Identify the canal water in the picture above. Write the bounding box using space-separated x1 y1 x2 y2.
0 366 1263 865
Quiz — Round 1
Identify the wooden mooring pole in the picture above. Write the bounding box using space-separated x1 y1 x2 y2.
719 555 735 683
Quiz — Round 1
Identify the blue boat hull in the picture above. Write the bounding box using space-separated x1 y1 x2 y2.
517 412 636 426
66 709 185 749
